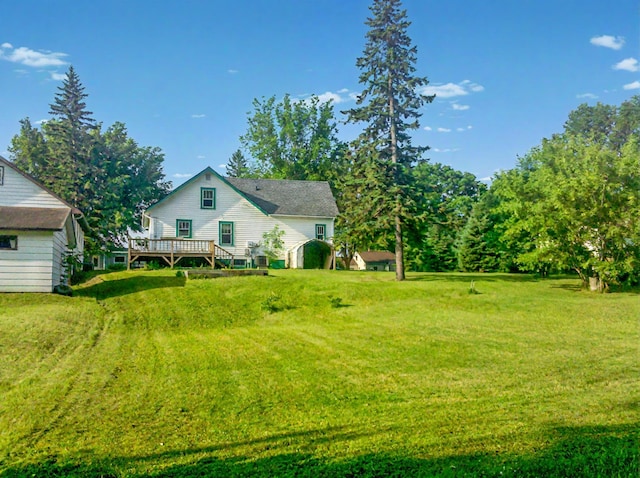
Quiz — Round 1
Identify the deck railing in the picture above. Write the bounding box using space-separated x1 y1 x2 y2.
129 238 215 254
128 237 235 269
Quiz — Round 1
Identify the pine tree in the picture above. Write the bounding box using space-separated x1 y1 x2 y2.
344 0 434 280
45 65 96 207
226 149 250 177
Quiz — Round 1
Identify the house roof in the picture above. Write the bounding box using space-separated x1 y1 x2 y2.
147 166 339 218
0 156 89 231
358 251 396 263
227 178 339 217
0 206 71 231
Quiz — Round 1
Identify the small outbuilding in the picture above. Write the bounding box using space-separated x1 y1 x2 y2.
0 156 88 292
351 251 396 272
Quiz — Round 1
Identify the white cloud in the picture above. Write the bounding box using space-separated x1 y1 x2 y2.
452 103 470 111
467 125 473 129
173 173 193 179
191 114 206 118
196 155 206 159
423 126 432 131
34 119 48 125
590 35 624 50
456 127 465 132
613 57 639 72
437 127 451 133
623 80 640 90
338 88 350 93
317 91 344 104
421 80 484 98
49 71 65 81
577 93 598 99
432 147 460 153
1 42 12 48
0 45 68 67
218 164 226 169
227 69 239 74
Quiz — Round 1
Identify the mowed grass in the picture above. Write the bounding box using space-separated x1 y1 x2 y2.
0 270 637 477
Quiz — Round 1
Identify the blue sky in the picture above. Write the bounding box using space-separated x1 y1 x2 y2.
1 0 638 185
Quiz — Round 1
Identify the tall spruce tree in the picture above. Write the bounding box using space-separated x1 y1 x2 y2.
8 66 170 253
344 0 434 280
45 65 97 207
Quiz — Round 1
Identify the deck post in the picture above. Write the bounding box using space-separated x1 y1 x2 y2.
127 236 131 270
170 239 174 269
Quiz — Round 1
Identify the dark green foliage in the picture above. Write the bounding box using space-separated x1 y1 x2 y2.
564 95 639 151
303 240 331 269
405 162 486 271
225 149 250 177
7 66 171 253
456 186 519 273
342 0 434 280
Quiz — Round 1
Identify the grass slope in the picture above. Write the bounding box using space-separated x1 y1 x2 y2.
0 270 637 477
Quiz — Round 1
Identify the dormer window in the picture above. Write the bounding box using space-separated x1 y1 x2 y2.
201 188 216 209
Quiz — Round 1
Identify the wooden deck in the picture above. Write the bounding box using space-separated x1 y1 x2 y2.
127 237 234 269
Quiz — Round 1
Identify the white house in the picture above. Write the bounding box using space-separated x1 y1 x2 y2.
0 156 87 292
137 167 339 269
351 251 396 272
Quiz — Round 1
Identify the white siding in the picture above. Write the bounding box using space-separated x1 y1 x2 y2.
0 231 55 292
148 174 335 259
0 165 67 208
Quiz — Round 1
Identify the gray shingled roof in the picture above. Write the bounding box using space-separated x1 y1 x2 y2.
0 206 71 230
227 178 339 217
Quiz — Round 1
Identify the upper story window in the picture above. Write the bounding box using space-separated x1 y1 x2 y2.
315 224 326 241
201 188 216 209
0 235 17 250
0 166 4 185
176 219 192 238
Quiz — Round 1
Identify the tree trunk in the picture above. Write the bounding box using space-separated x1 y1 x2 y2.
389 76 405 281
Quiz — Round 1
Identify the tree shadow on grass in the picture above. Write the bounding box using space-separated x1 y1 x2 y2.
405 272 538 283
2 423 636 478
74 275 186 300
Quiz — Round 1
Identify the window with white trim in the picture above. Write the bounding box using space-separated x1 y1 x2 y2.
315 224 326 241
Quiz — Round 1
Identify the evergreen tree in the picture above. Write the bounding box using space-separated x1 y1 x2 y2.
45 65 97 207
226 149 250 177
7 66 170 254
343 0 434 280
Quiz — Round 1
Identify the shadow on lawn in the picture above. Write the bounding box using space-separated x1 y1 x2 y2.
2 423 636 478
406 273 538 283
74 275 186 300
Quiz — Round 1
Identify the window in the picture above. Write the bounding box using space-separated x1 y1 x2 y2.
0 235 17 250
315 224 326 241
201 188 216 209
219 222 234 246
176 219 192 238
0 166 4 186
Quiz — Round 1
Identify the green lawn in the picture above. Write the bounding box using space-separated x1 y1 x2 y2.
0 270 637 477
